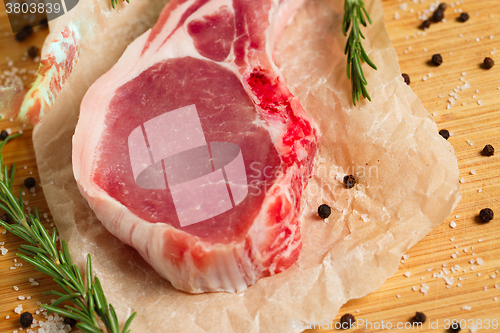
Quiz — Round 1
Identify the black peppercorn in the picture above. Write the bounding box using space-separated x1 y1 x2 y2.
20 311 33 328
432 9 444 22
340 313 355 329
411 311 427 324
432 54 443 66
27 46 39 59
15 31 29 42
479 208 494 223
318 204 331 219
483 57 494 69
402 73 410 85
0 130 8 141
421 19 431 29
449 321 461 332
24 177 36 189
64 316 77 327
39 18 49 29
438 3 447 11
459 12 469 22
0 213 9 223
482 144 495 156
438 129 450 140
343 175 356 189
15 25 33 42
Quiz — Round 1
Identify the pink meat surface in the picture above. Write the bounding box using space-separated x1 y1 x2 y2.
73 0 317 293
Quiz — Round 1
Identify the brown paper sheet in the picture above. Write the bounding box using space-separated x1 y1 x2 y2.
32 0 461 332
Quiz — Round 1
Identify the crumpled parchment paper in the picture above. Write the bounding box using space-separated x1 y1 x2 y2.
31 0 461 332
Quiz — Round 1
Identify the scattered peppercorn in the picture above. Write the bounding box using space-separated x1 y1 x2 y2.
479 208 494 223
39 18 49 29
432 54 443 66
0 130 8 141
340 313 355 329
24 177 36 189
483 57 494 69
15 30 29 42
27 46 39 59
421 19 431 29
343 175 356 189
318 204 331 219
402 73 411 85
482 144 495 156
15 25 33 42
449 321 461 333
438 3 447 11
64 316 77 327
432 9 444 22
459 12 469 22
0 213 9 224
438 129 450 140
411 311 427 324
20 312 33 328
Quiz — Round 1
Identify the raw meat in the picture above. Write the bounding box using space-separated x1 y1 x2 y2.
73 0 317 293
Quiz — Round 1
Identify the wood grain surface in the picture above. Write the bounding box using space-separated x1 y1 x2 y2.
0 0 499 332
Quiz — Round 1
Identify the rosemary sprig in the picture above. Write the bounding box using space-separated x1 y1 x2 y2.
343 0 377 106
0 134 136 333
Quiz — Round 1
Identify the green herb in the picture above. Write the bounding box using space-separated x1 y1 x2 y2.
0 134 136 333
111 0 129 9
343 0 377 105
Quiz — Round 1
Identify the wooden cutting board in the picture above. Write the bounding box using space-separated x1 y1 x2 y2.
0 0 499 332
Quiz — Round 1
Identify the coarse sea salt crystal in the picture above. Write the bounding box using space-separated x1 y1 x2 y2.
462 305 472 310
450 221 456 228
14 305 23 314
405 272 411 277
1 246 8 255
476 258 484 265
471 170 476 175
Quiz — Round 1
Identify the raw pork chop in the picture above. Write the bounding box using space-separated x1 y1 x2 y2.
73 0 317 293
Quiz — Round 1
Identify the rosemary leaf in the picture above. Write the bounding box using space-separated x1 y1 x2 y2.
122 312 137 333
108 304 120 333
77 322 107 333
50 292 81 308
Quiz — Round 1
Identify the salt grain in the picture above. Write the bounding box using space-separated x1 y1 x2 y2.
476 258 484 265
405 272 411 277
471 170 476 175
450 221 457 228
462 305 472 310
